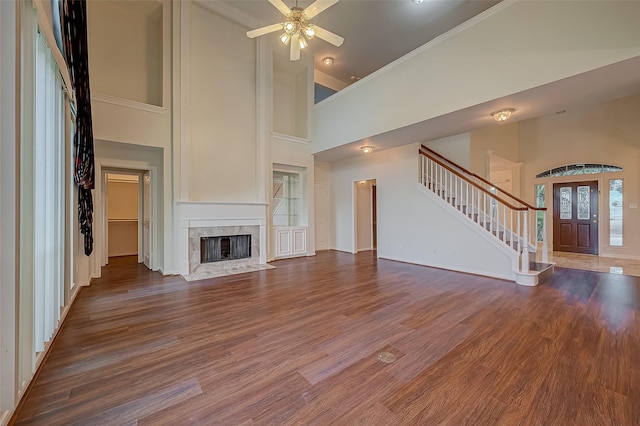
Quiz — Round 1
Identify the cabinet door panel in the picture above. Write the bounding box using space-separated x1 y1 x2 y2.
292 228 306 254
276 229 291 257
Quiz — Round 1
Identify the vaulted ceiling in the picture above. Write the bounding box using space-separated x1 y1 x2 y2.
222 0 500 85
218 0 640 162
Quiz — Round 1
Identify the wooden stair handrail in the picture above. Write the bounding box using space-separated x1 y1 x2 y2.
420 145 546 212
419 149 527 211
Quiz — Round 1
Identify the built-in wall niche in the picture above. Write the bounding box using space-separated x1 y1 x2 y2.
87 0 163 107
273 169 302 227
272 165 308 259
272 52 309 139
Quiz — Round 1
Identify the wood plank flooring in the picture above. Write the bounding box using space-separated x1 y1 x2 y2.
11 251 640 425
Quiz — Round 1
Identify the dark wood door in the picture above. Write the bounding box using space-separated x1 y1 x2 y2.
553 181 598 254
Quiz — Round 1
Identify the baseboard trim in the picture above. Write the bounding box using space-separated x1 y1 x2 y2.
1 410 11 426
379 254 515 282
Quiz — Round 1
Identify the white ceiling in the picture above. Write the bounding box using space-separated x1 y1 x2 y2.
223 0 500 84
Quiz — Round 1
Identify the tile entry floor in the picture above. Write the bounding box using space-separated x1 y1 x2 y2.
549 251 640 277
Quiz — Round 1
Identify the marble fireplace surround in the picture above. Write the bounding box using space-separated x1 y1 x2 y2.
186 225 273 281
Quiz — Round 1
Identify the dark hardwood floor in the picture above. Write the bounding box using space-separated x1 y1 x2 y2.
12 251 640 425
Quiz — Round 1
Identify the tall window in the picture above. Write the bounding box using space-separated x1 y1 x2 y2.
609 179 623 246
30 28 66 353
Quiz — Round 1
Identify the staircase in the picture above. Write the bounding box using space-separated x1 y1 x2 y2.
418 146 554 286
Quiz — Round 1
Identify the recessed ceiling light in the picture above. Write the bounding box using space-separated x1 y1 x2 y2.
413 0 424 4
361 146 374 154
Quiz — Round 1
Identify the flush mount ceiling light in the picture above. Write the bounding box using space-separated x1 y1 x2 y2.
491 108 515 122
413 0 424 4
323 57 334 66
361 146 374 154
246 0 344 61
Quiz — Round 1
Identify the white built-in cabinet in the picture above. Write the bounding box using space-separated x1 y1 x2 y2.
272 168 307 258
274 227 307 258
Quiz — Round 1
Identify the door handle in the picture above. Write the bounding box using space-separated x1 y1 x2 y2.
593 220 598 223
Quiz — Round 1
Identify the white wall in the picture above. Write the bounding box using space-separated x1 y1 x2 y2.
188 3 257 202
470 122 519 178
273 55 308 138
312 0 640 152
87 0 163 106
331 143 514 279
314 161 331 251
108 181 139 220
87 0 172 270
423 133 471 169
92 140 165 274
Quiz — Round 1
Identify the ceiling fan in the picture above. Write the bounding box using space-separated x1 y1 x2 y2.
246 0 344 61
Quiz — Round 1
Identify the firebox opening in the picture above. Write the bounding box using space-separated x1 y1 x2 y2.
201 235 251 263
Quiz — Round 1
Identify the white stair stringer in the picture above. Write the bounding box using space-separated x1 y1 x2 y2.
416 183 520 277
416 183 553 285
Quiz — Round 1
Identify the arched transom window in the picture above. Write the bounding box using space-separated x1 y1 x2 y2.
536 163 622 178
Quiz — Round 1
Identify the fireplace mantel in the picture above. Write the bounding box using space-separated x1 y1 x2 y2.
177 203 269 279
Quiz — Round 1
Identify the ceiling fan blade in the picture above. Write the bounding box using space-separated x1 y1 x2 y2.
269 0 293 16
303 0 338 19
290 33 301 61
246 23 283 38
313 25 344 47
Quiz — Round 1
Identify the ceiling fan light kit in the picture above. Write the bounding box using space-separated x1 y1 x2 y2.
247 0 344 61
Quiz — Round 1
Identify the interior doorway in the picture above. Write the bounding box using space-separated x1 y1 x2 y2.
106 173 139 259
354 179 377 253
102 168 153 269
553 181 599 254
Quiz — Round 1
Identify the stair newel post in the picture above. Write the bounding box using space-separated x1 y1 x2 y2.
522 210 530 273
541 208 549 263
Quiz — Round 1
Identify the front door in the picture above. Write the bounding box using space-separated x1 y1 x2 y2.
553 181 598 254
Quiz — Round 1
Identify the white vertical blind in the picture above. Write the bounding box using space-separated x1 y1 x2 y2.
32 29 65 354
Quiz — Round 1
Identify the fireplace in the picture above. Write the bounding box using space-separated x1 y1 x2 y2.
186 224 272 279
200 235 251 263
